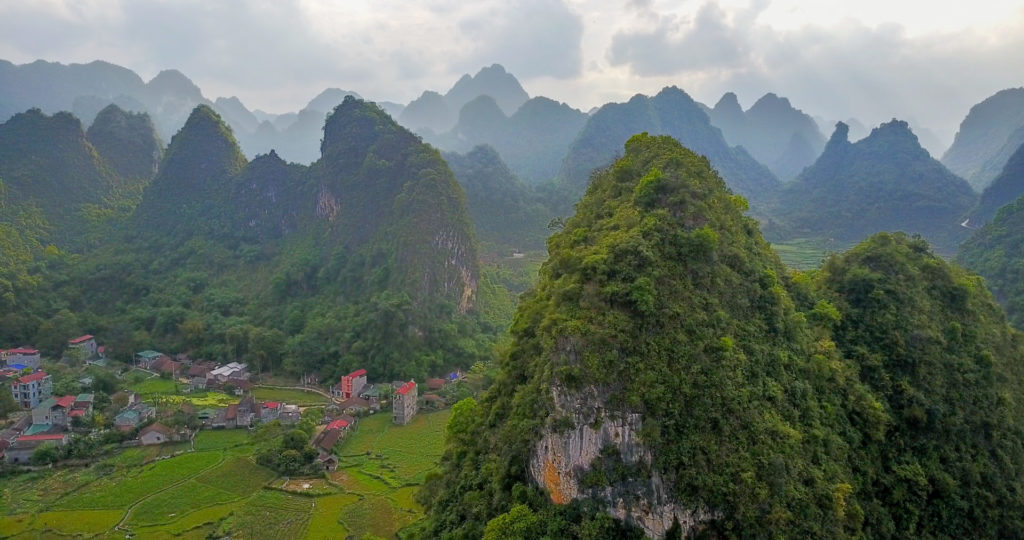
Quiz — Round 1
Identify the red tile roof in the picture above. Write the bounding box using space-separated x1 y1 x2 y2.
7 347 39 354
68 335 94 344
426 378 447 390
317 428 342 450
17 434 66 441
54 395 76 408
395 381 416 395
68 409 86 417
263 401 280 409
326 419 349 430
15 371 48 384
346 369 367 378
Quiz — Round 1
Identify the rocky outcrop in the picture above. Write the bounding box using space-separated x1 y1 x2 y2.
529 383 716 538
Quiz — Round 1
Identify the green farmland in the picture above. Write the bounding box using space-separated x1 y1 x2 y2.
0 410 450 539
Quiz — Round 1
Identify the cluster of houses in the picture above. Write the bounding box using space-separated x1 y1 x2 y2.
328 368 455 426
1 391 95 464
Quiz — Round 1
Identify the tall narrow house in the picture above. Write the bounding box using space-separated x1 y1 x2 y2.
392 381 418 425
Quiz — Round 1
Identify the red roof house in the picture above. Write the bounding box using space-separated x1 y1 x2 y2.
68 335 94 345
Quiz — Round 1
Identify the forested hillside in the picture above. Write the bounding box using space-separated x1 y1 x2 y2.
958 192 1024 329
1 99 497 381
422 135 1024 538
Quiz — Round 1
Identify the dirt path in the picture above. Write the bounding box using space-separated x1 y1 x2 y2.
256 384 337 403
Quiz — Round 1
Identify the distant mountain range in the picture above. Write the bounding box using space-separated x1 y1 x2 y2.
706 92 826 181
943 88 1024 191
771 120 976 252
558 87 781 208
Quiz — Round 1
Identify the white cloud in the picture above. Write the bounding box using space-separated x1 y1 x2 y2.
0 0 1020 146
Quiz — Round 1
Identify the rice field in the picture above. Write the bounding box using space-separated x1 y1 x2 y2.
252 386 329 405
0 410 451 539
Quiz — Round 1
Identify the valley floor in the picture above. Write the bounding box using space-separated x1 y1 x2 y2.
0 409 450 539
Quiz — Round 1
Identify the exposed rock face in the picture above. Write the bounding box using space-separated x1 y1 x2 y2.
529 383 715 538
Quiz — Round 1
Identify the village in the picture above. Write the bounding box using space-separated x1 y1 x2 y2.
1 334 463 471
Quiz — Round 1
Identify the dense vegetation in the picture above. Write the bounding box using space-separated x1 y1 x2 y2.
558 87 779 210
422 135 1024 538
958 192 1024 329
968 140 1024 226
769 120 976 253
1 99 503 382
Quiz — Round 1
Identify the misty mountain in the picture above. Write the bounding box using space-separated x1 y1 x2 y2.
558 86 780 207
86 104 163 183
428 95 588 184
442 145 551 252
708 92 826 181
942 88 1024 191
772 120 976 252
398 64 529 134
967 140 1024 227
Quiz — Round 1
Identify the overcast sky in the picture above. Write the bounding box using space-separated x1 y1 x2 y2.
1 0 1022 149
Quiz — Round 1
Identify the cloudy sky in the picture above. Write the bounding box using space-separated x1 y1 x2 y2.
1 0 1022 150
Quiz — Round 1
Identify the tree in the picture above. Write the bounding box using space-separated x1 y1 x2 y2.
483 505 541 539
0 388 18 418
282 429 308 452
30 442 59 465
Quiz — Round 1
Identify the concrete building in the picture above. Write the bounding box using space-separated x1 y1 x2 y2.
67 335 98 358
10 371 52 408
393 381 418 425
3 348 41 369
333 369 367 400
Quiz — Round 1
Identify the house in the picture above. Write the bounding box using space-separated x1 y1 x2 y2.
139 422 181 445
115 403 156 432
210 408 229 429
135 350 166 369
150 356 183 377
225 378 254 395
237 396 258 427
11 371 52 408
338 397 371 416
261 401 280 421
318 452 339 471
3 348 41 369
315 424 344 452
197 408 218 427
393 381 418 425
189 376 207 392
71 394 94 419
210 362 248 382
31 395 76 427
358 384 381 407
225 404 238 429
421 393 447 409
187 362 214 379
67 335 98 358
4 433 68 464
425 378 447 391
279 404 301 424
332 369 367 400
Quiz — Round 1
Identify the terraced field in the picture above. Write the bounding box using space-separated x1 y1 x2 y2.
0 409 452 539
